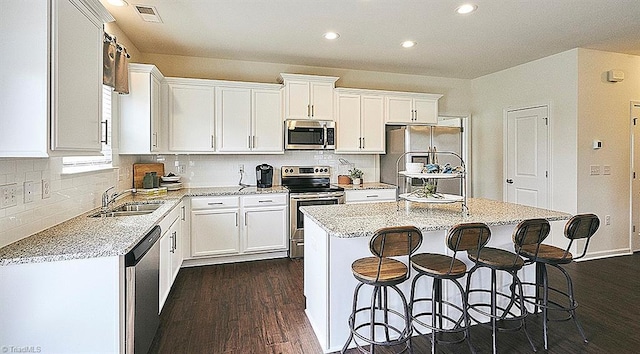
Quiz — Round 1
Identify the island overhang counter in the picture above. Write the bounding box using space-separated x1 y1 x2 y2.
300 198 572 353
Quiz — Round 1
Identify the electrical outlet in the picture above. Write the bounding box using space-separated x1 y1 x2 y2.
590 165 601 175
24 181 35 203
605 215 611 225
42 179 51 199
176 165 185 174
603 165 611 175
0 183 18 209
238 164 245 174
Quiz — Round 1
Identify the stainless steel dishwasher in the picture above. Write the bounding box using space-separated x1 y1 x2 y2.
125 225 161 354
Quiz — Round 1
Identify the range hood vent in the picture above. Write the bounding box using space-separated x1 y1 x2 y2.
134 5 162 23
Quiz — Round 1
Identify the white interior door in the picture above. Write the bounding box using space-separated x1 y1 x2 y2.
505 106 549 208
631 102 640 252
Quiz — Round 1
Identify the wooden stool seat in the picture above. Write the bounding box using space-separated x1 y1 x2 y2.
411 253 466 277
351 257 408 284
467 247 524 270
520 244 573 263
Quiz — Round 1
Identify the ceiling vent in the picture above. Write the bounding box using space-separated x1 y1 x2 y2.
134 5 162 23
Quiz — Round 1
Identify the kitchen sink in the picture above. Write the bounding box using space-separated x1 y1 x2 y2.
88 202 163 218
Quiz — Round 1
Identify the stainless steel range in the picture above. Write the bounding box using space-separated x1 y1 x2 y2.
282 166 345 258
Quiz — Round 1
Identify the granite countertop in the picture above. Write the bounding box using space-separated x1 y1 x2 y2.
337 182 397 190
0 186 288 266
300 198 571 238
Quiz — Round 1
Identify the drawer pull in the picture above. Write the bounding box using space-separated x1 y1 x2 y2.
258 200 273 203
367 195 379 198
207 202 224 205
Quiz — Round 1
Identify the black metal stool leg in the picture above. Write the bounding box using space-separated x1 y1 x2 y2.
491 269 498 354
558 265 588 343
342 282 364 354
514 271 537 352
541 264 549 350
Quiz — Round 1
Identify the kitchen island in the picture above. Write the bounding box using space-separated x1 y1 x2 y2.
300 198 571 353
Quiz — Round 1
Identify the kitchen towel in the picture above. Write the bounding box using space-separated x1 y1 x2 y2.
102 37 116 88
114 44 130 94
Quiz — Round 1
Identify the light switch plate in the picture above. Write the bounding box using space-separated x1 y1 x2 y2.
0 183 18 209
603 165 611 175
24 181 35 203
590 165 601 175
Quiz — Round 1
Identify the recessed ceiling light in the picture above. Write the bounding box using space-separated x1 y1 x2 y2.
107 0 129 6
323 32 340 40
401 41 416 48
456 4 477 14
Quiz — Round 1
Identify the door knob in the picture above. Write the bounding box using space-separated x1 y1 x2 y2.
506 179 514 184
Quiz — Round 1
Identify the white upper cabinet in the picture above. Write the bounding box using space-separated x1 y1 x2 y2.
215 83 283 153
215 86 252 152
0 0 113 157
119 64 165 154
167 79 216 152
335 89 385 154
251 88 283 152
279 73 338 121
385 93 442 124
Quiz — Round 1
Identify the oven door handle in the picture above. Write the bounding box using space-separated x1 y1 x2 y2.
291 195 344 201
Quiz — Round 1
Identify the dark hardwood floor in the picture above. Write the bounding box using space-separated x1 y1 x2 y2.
149 253 640 354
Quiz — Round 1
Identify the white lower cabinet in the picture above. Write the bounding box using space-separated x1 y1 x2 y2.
190 194 288 261
345 188 397 204
191 196 240 257
159 201 185 311
243 195 288 253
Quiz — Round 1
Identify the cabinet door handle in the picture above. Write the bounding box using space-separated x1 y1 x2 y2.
307 104 310 117
236 212 239 227
211 135 215 148
181 205 185 221
170 231 177 253
362 137 365 149
244 211 248 226
152 132 158 148
252 136 256 149
101 120 108 144
248 135 252 149
311 105 315 117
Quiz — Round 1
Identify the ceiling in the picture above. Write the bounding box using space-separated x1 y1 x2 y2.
101 0 640 79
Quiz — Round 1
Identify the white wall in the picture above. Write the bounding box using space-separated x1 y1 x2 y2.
470 49 579 214
576 48 640 257
471 48 640 258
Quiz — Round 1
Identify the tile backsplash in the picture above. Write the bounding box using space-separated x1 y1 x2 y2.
0 156 134 248
135 151 378 188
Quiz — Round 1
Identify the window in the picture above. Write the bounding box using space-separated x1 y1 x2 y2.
62 85 113 173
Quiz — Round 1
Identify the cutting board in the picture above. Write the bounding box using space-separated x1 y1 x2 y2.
133 163 165 188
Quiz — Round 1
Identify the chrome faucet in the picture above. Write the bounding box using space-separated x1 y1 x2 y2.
101 186 137 211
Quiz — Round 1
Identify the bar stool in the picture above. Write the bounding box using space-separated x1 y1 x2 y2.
409 222 489 354
341 226 423 354
465 222 538 354
514 214 599 350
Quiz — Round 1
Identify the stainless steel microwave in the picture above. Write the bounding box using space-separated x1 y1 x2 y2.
284 120 335 150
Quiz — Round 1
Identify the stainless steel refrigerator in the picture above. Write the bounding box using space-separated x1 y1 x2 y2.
380 117 466 195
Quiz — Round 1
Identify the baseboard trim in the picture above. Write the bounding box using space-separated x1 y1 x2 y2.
181 251 288 267
578 248 632 262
